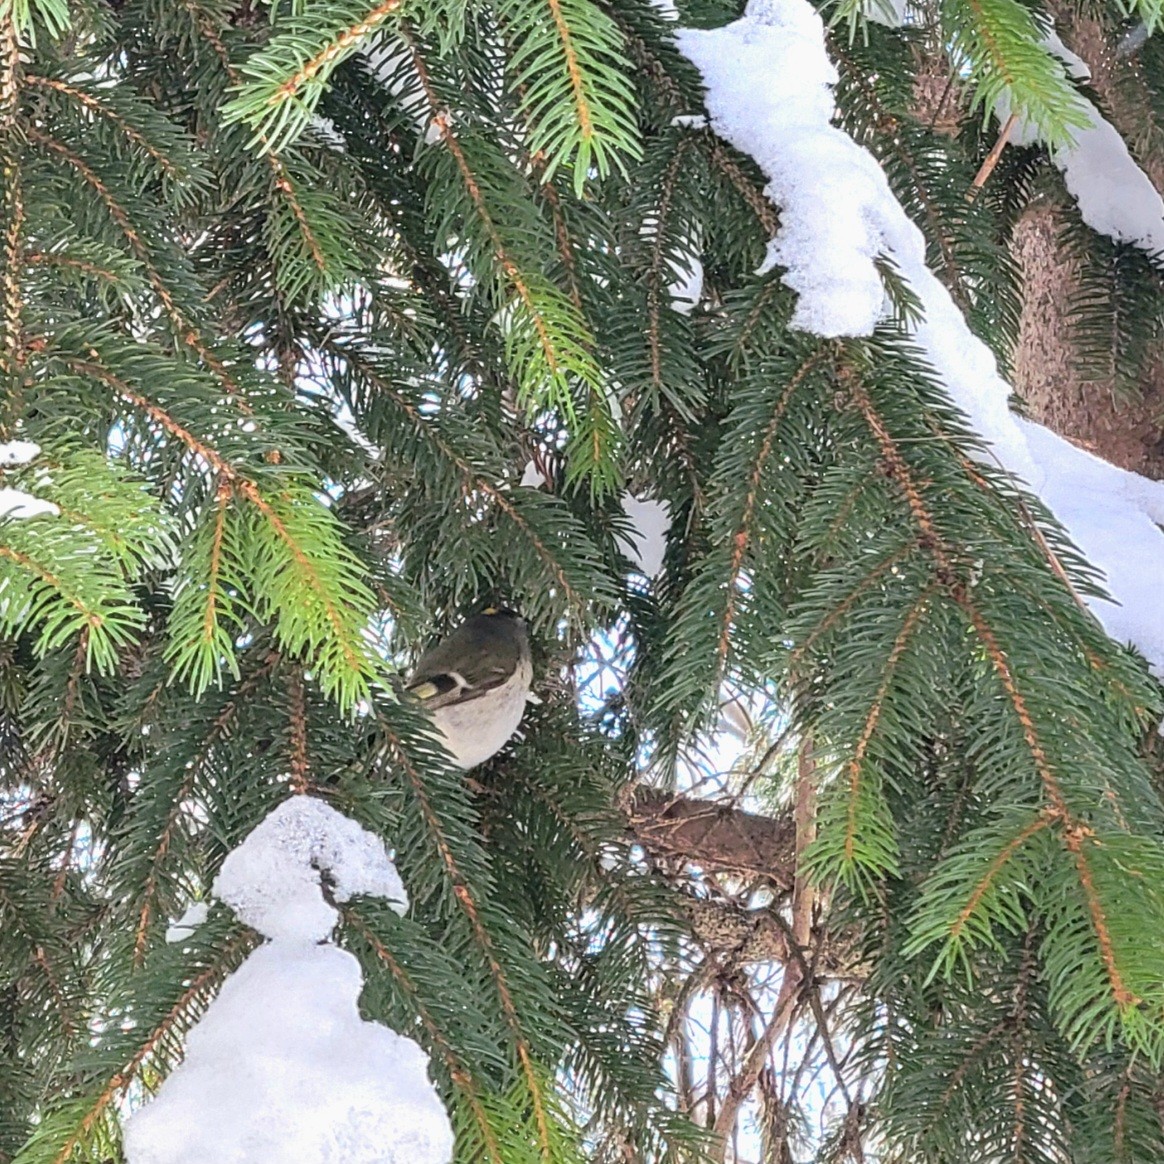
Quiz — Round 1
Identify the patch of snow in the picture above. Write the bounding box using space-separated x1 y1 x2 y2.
1044 30 1090 80
0 488 59 520
677 3 890 337
650 0 679 20
123 942 453 1164
0 440 41 466
0 441 59 520
619 494 670 577
1019 420 1164 669
999 31 1164 255
679 0 1164 672
165 901 209 945
214 796 408 943
123 796 450 1164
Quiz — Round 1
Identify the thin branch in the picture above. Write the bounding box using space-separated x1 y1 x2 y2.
969 113 1018 197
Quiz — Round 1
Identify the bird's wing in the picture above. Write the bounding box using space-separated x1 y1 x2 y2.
406 620 522 709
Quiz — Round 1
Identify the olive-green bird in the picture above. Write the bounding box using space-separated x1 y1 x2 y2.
405 608 534 769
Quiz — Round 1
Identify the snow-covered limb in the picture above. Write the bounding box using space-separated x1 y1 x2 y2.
678 4 888 337
0 488 59 520
123 797 452 1164
213 794 408 942
678 0 1164 673
0 440 41 467
123 941 453 1164
0 442 61 520
1020 420 1164 672
1000 31 1164 256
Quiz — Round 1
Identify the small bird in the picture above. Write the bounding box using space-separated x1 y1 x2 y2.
405 608 534 769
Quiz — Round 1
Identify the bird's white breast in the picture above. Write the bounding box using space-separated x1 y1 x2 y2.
428 657 533 769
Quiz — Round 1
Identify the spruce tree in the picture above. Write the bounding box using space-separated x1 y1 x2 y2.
3 0 1164 1158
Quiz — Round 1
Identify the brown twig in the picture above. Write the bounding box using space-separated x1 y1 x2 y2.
969 113 1018 197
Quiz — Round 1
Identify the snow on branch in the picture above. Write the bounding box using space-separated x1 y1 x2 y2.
678 3 888 337
678 0 1164 674
0 440 43 467
0 440 60 520
214 794 409 942
123 797 453 1164
1001 31 1164 256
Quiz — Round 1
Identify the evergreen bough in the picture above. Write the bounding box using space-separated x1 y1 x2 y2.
2 0 1164 1158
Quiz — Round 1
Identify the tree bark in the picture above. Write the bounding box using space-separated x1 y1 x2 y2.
1011 11 1164 479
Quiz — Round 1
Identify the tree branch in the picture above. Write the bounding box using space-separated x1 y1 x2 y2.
619 786 796 889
